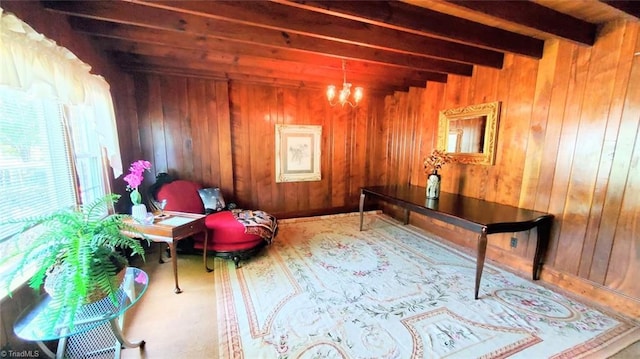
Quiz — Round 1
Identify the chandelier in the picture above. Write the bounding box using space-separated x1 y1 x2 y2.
327 59 363 107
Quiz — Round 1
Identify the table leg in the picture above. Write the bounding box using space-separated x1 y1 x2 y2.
35 341 56 359
359 191 365 231
403 209 409 225
532 215 553 280
56 335 68 359
475 229 488 300
168 242 182 294
109 318 145 349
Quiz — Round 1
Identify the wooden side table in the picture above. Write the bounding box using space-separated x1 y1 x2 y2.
123 211 207 293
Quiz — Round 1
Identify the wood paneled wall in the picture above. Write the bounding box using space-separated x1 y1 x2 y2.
375 20 640 313
129 74 234 192
129 73 386 217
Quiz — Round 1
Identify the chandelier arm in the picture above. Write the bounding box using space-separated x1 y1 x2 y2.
342 59 347 85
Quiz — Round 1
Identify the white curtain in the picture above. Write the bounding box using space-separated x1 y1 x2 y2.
0 8 123 177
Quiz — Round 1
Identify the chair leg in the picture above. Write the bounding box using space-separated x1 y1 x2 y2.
203 229 214 272
204 249 214 272
158 243 168 264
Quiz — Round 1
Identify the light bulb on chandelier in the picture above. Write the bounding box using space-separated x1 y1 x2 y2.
327 59 363 107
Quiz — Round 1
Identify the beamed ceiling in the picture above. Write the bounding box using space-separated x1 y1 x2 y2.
42 0 640 94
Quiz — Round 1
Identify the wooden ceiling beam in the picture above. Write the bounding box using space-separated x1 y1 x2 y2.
109 52 428 91
120 63 408 94
99 39 446 85
442 0 596 45
132 0 503 68
69 17 468 78
278 0 544 58
601 1 640 19
50 1 475 74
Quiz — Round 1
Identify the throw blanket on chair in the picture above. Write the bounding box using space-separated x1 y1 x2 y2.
231 209 278 244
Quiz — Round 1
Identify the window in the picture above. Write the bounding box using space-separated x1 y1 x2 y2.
0 86 110 295
0 10 122 299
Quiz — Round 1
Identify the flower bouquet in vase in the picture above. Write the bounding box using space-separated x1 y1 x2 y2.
423 149 453 199
124 160 152 222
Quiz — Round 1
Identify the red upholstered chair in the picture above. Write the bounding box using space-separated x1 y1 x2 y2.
156 180 205 214
152 179 277 271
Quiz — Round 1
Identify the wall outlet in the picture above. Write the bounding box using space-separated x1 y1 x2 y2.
510 236 518 248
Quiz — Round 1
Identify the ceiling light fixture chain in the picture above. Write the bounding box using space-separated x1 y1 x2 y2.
327 59 363 108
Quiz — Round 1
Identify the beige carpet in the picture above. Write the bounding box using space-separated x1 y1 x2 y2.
121 212 639 359
121 245 218 358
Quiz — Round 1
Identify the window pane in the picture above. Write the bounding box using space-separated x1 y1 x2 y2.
67 105 107 206
0 87 76 246
0 88 76 295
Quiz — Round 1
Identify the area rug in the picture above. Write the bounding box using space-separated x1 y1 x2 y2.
214 212 640 358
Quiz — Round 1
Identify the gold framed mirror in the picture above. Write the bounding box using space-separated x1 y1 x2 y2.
437 101 501 165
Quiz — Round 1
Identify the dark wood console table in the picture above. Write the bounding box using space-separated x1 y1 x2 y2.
359 185 554 299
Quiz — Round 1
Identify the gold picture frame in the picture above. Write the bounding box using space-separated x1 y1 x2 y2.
437 101 501 165
275 124 322 183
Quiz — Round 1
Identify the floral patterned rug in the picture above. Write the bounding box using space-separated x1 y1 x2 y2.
214 212 640 358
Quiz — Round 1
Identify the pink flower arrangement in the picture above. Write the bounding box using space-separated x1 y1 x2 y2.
123 160 151 205
423 149 453 174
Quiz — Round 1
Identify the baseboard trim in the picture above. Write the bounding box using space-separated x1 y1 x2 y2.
539 268 640 320
272 205 360 220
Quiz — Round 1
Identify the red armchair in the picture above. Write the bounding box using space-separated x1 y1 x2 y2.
151 178 277 270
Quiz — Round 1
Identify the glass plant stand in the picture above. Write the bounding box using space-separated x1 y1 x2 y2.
14 267 148 359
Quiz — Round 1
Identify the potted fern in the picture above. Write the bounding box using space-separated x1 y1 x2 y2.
0 194 147 330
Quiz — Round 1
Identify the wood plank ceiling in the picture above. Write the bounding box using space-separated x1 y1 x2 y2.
42 0 639 94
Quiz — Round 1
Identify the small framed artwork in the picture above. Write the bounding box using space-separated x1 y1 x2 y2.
275 124 322 183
